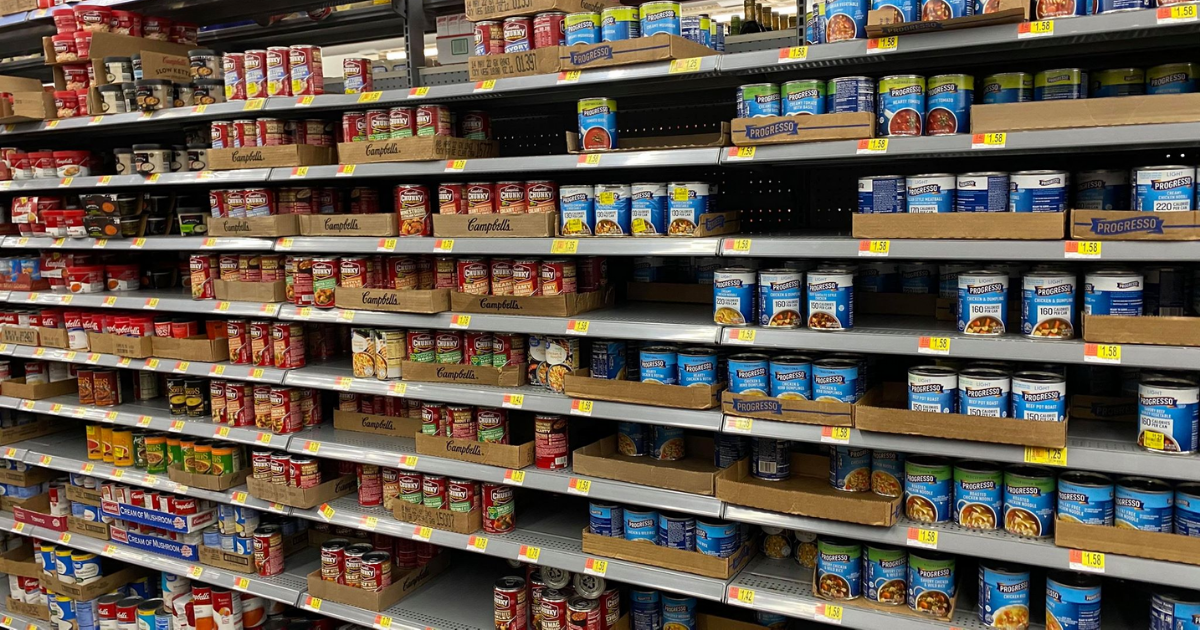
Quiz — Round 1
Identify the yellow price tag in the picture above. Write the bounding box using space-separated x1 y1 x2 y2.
305 441 320 454
305 596 322 611
1171 3 1197 18
188 566 203 578
668 57 703 73
519 545 541 562
414 526 433 541
335 376 353 390
59 177 73 187
81 464 94 473
856 138 889 154
357 91 383 103
410 87 431 97
337 164 356 176
243 99 266 111
859 239 890 256
374 615 393 629
725 417 754 434
779 46 808 61
256 432 272 445
399 455 418 469
567 320 590 334
390 382 408 396
551 239 579 254
821 426 852 443
1024 446 1068 466
580 154 602 166
45 120 60 129
137 416 152 427
503 394 524 409
98 175 113 186
147 173 161 183
1143 431 1166 451
734 587 755 604
672 187 689 202
867 36 898 51
476 80 496 91
584 558 607 575
146 358 160 369
169 420 185 432
58 532 70 543
50 403 62 413
1070 549 1105 572
730 146 756 161
434 238 454 252
907 527 939 548
819 604 843 622
446 159 467 172
360 515 379 530
571 399 594 416
559 70 582 83
251 368 265 379
1085 343 1121 364
11 522 25 533
918 336 951 355
729 329 756 344
231 491 248 505
318 503 336 521
972 132 1007 148
377 238 397 252
468 535 488 551
598 191 616 205
1026 19 1053 33
235 577 250 589
1067 241 1102 258
505 469 526 485
145 298 160 308
451 314 472 328
568 478 591 495
215 427 230 438
175 361 190 372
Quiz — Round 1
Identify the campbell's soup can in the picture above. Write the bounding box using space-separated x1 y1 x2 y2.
460 110 490 140
390 107 415 138
504 16 533 52
467 182 496 214
366 109 390 140
245 49 267 98
474 20 505 55
343 57 373 93
289 44 324 96
395 184 432 236
342 111 366 142
190 254 215 299
223 52 245 100
416 104 452 137
497 181 527 214
439 183 466 214
495 577 528 630
266 46 291 96
534 12 567 47
527 180 558 213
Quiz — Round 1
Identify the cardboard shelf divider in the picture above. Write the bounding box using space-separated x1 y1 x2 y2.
338 137 498 164
206 215 300 238
566 123 729 154
246 474 356 509
208 145 335 171
1071 208 1200 241
335 287 451 314
450 286 611 317
414 432 534 469
1083 312 1200 347
972 93 1200 134
563 375 721 410
433 212 557 238
581 527 755 579
214 279 288 303
572 435 723 496
304 553 450 612
401 361 526 387
333 409 424 438
394 501 483 535
721 389 859 428
150 336 229 362
299 214 399 237
852 211 1067 240
1055 518 1200 566
731 112 874 146
1 377 77 401
866 0 1026 36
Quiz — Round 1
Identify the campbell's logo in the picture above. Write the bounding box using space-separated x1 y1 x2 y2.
968 282 1004 294
448 486 470 501
417 110 432 126
393 110 412 125
266 49 286 67
504 23 528 39
910 383 944 394
463 264 488 280
411 334 434 352
245 191 269 207
495 593 511 608
313 260 336 275
1036 283 1073 296
246 55 262 70
289 50 308 66
967 387 1003 398
463 114 485 133
1021 390 1060 402
1153 176 1192 190
814 374 845 385
513 266 534 281
399 188 426 207
1150 72 1187 88
909 184 942 195
528 184 554 203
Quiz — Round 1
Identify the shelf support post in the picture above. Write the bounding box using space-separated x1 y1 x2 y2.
403 0 426 88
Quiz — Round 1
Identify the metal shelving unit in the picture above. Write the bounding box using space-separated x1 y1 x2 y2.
4 288 283 318
718 235 1200 262
1 235 276 251
3 345 288 385
0 169 270 192
0 585 52 630
278 236 725 256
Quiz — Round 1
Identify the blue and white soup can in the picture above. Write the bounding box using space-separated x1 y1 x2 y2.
624 509 659 542
759 269 803 328
1011 371 1067 422
751 437 791 481
667 182 710 235
631 183 667 235
816 538 863 600
640 346 678 385
1074 169 1130 210
908 366 957 413
639 1 682 36
906 174 955 213
812 358 860 403
1083 270 1143 316
1134 165 1196 211
1116 476 1174 532
728 353 769 396
978 562 1030 629
958 368 1009 417
589 503 624 536
630 590 662 630
737 83 781 118
829 446 873 492
713 267 755 326
1057 470 1114 526
1009 170 1068 213
807 268 854 330
826 76 875 114
825 0 867 42
678 348 717 387
695 520 740 558
1175 482 1200 536
770 355 812 399
1022 271 1076 340
1139 376 1199 455
1003 465 1057 537
858 175 906 214
658 513 696 550
661 595 696 630
956 172 1009 213
958 270 1008 336
900 262 936 294
1150 591 1200 630
559 184 595 236
594 183 632 236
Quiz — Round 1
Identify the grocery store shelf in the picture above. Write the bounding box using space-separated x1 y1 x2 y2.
3 345 288 385
725 414 1200 482
718 235 1200 261
280 302 722 344
725 556 1000 630
285 360 723 431
278 236 724 256
723 504 1200 590
0 169 270 190
287 424 723 517
5 288 283 318
722 316 1200 369
0 594 52 630
2 235 276 251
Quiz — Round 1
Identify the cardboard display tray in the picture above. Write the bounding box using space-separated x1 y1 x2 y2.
1 377 77 400
866 0 1026 36
721 388 861 428
13 505 66 531
336 287 451 314
433 212 557 238
563 375 721 410
207 145 335 170
102 499 216 533
299 214 399 237
972 93 1200 134
414 432 534 469
167 465 252 491
87 332 153 358
43 32 192 67
199 544 255 574
401 361 526 387
581 527 755 579
852 211 1067 240
68 515 111 540
1069 394 1136 422
6 597 47 621
150 336 229 362
558 33 715 70
1071 209 1200 241
1 325 39 346
214 279 288 303
333 410 424 438
304 552 449 612
854 383 1068 448
450 286 611 317
1 493 50 513
1083 312 1200 347
246 474 356 509
41 564 151 601
337 137 498 164
0 465 55 486
468 47 562 81
66 484 102 507
716 455 902 526
625 282 710 304
395 501 483 535
572 435 723 496
813 566 959 622
37 327 69 348
0 542 40 579
465 0 614 21
731 112 875 146
566 123 729 154
206 215 300 238
1056 518 1200 566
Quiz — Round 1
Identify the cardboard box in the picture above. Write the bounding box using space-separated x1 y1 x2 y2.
563 375 721 410
138 51 193 83
0 86 54 124
6 597 48 621
972 93 1200 134
722 391 856 428
559 34 716 71
414 432 534 469
1 492 50 514
214 279 288 303
88 332 154 358
451 287 611 317
855 383 1068 448
207 145 335 171
102 499 216 533
1070 209 1200 241
1056 518 1200 566
468 47 563 81
37 326 69 349
582 527 754 579
13 505 67 531
199 544 254 574
573 435 723 495
465 0 614 21
333 409 423 438
167 465 252 492
246 474 356 509
858 292 938 317
0 417 61 445
566 124 729 154
149 336 229 362
0 465 55 486
68 515 110 540
852 211 1067 239
0 276 50 292
731 112 875 146
716 455 902 526
304 552 449 612
1070 394 1136 422
1083 312 1200 347
41 564 151 601
395 501 482 534
435 14 473 65
433 212 556 238
44 32 192 67
625 282 710 304
299 214 398 237
402 361 526 387
337 137 498 164
66 484 102 507
206 215 300 238
0 0 37 16
812 566 958 622
0 542 40 579
336 287 451 314
1 377 78 401
1 325 40 346
866 0 1026 36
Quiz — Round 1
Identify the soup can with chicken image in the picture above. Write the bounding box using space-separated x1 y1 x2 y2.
925 74 972 135
1151 591 1200 630
953 461 1002 530
678 348 717 387
871 451 905 497
1138 377 1199 454
905 456 952 523
921 0 972 20
1012 371 1066 421
1115 476 1174 532
728 354 769 395
770 355 812 399
876 75 925 137
1057 471 1114 526
816 537 862 600
1021 271 1076 339
1003 465 1056 537
1045 571 1101 630
863 544 906 605
594 183 632 235
824 0 866 42
958 270 1007 336
651 425 686 461
812 358 860 402
807 268 854 330
870 0 917 23
758 269 803 328
978 562 1029 628
714 267 756 326
666 182 709 236
829 447 872 492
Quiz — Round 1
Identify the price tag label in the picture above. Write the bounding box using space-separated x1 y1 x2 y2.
857 239 890 256
147 173 161 183
583 558 607 576
58 532 71 544
104 544 117 554
45 120 60 129
1143 431 1166 451
567 478 591 495
305 596 322 611
918 336 951 355
145 474 159 485
504 469 525 485
866 36 898 51
297 96 316 106
468 535 489 552
243 98 266 111
398 455 418 469
137 416 152 427
2 447 14 459
729 587 755 604
1069 549 1105 573
434 238 455 252
235 577 250 589
724 238 752 253
144 298 160 309
1018 19 1054 37
118 358 133 367
1024 446 1068 466
80 463 94 474
409 87 431 97
11 522 25 533
169 420 185 432
668 57 703 73
231 491 248 505
557 70 583 83
820 426 852 444
856 139 889 154
377 238 397 252
301 440 320 454
357 91 383 103
174 361 190 373
725 328 756 344
337 164 357 176
255 432 272 446
474 80 496 91
1084 343 1121 364
413 526 433 541
318 503 336 521
570 399 593 416
816 604 843 624
518 544 541 563
567 320 590 334
335 377 354 390
188 566 204 578
214 426 230 438
112 469 123 478
203 237 218 248
338 310 355 323
291 167 309 179
726 146 756 161
1158 3 1197 22
503 394 524 409
1065 241 1102 258
450 314 472 329
777 46 808 62
33 348 45 357
374 615 393 629
725 416 753 434
59 177 73 187
971 132 1007 149
577 154 601 167
445 159 467 172
906 527 939 549
99 176 113 186
20 401 34 411
551 239 579 255
145 358 160 369
390 382 408 396
50 403 61 413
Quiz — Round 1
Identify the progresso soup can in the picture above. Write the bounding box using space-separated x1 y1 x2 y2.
782 80 827 116
759 269 803 328
816 538 862 600
859 175 906 214
906 174 955 213
904 455 952 523
601 6 640 41
1011 371 1067 422
825 0 867 41
565 12 601 45
981 72 1032 104
666 182 710 235
1074 169 1130 210
925 74 972 135
1116 476 1174 532
1090 67 1145 97
1134 165 1195 211
908 366 956 413
827 76 875 114
954 460 1003 530
1151 591 1200 630
589 503 624 536
1138 376 1199 454
1046 569 1104 628
978 562 1030 629
907 551 956 617
812 358 860 402
678 348 717 387
921 0 971 19
640 346 677 385
829 446 872 492
1084 270 1143 315
1034 0 1086 18
1003 465 1056 537
560 185 595 236
958 368 1010 417
1021 271 1076 339
872 0 918 22
877 75 925 137
770 355 812 399
640 1 682 36
1177 482 1200 536
1057 470 1115 526
728 353 770 396
1093 0 1149 12
1147 62 1197 95
863 545 907 605
956 172 1008 212
958 270 1008 336
695 520 740 557
751 437 791 481
577 97 617 151
713 268 756 325
1035 68 1087 101
1010 170 1068 213
631 183 667 235
807 268 854 330
871 451 905 497
737 83 781 118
